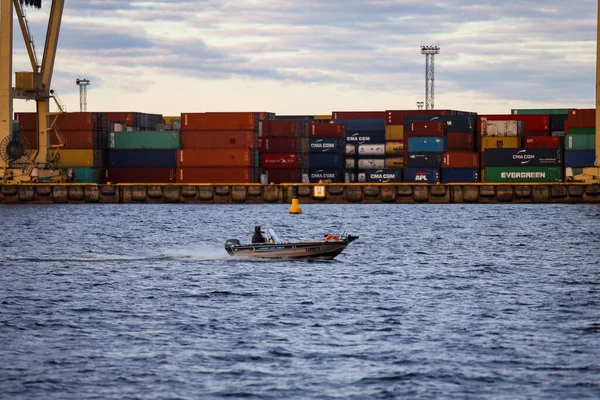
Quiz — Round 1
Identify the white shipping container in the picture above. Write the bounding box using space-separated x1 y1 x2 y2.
358 158 385 170
346 158 356 169
481 120 523 137
358 143 386 156
346 143 357 155
357 172 366 182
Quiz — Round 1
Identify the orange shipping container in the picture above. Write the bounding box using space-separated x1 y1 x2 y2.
181 112 258 131
442 152 479 168
50 130 95 149
181 131 257 149
177 149 252 167
176 167 254 183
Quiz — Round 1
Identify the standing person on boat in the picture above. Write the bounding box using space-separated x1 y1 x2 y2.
252 226 266 243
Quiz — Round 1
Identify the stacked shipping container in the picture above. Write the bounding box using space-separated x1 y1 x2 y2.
178 112 262 183
307 123 346 183
259 120 309 183
565 109 596 179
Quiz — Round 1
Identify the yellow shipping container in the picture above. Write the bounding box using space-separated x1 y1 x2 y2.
385 157 404 168
314 115 332 120
57 149 102 167
481 137 520 150
385 142 404 155
385 125 404 141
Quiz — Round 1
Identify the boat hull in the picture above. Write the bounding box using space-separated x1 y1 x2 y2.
226 240 354 260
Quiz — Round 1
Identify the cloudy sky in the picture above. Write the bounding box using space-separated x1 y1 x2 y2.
11 0 598 116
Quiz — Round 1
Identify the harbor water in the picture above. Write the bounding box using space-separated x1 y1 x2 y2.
1 204 599 399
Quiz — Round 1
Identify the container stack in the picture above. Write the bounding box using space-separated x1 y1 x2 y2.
335 118 389 183
14 112 108 183
402 120 446 184
258 120 309 183
307 122 346 183
104 129 179 183
479 118 562 183
564 109 596 180
177 112 260 183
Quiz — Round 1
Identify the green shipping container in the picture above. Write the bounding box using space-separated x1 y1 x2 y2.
568 128 595 135
12 121 19 134
565 134 595 150
484 167 563 183
62 168 100 183
109 131 180 150
511 109 569 115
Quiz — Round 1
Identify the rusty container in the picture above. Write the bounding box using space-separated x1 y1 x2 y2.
177 149 253 167
181 112 258 131
260 121 298 138
260 153 300 169
446 132 475 151
50 130 95 149
442 151 479 168
567 109 596 129
406 121 447 136
309 123 345 138
524 136 562 148
181 131 257 149
259 138 300 153
176 167 254 183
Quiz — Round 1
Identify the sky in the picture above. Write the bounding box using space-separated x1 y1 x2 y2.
10 0 599 116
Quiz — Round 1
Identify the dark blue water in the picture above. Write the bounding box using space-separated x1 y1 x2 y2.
1 204 599 399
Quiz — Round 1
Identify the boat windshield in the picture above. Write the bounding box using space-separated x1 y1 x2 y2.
266 228 282 243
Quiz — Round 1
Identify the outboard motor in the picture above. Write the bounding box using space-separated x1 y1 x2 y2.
225 239 241 255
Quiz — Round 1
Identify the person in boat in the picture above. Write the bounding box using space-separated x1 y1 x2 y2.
252 226 266 243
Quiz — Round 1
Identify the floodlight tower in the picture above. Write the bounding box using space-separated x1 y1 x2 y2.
417 101 424 110
76 78 89 112
421 45 440 110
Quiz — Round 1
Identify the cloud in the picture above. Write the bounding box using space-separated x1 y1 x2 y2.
9 0 598 114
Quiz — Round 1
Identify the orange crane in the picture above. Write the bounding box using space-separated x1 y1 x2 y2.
0 0 66 182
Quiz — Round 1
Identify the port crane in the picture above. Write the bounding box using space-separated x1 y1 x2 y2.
0 0 66 182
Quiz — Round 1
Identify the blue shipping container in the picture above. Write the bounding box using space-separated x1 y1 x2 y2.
404 168 440 184
309 138 345 153
334 119 385 131
407 137 447 153
550 114 568 133
441 168 479 183
406 152 443 168
309 169 343 183
564 151 596 168
483 148 562 167
107 149 177 168
308 153 344 169
363 169 402 183
403 115 476 132
345 131 386 144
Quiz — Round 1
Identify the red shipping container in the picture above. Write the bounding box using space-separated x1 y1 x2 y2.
332 111 386 120
568 109 595 129
386 109 451 125
263 168 302 183
16 130 38 148
477 114 549 134
50 130 94 149
177 149 252 167
16 112 100 132
524 136 562 148
259 137 299 153
176 167 253 183
181 131 256 149
442 152 479 168
181 112 258 131
106 112 135 125
309 123 344 138
261 121 297 138
564 120 569 134
260 153 299 169
447 132 475 151
406 121 446 136
105 167 175 183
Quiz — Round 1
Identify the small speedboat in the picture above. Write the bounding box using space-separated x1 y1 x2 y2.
225 228 359 260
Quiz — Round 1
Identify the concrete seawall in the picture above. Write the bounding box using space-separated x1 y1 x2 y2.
1 183 600 204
